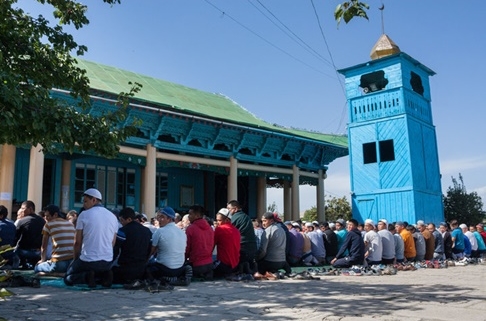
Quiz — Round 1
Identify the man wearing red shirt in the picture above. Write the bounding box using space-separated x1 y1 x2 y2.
185 205 214 280
477 223 486 245
213 208 241 278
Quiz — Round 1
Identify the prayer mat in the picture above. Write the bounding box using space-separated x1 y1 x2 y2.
40 278 123 290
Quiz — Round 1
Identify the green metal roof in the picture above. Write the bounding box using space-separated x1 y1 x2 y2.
76 59 348 148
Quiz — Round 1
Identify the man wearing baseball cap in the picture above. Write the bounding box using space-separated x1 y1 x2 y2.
144 206 190 288
64 188 119 288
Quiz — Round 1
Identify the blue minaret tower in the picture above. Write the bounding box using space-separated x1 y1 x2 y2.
338 34 444 225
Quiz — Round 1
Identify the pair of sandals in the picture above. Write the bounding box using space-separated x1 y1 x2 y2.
253 272 279 280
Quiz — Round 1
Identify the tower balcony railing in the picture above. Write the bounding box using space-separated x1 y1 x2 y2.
349 88 432 123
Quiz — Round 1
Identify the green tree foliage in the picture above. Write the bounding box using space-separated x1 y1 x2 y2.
325 195 352 222
443 174 486 226
302 206 317 222
302 195 352 222
335 0 370 26
0 0 141 158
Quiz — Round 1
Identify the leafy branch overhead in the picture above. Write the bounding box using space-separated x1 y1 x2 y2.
334 0 370 27
0 0 141 158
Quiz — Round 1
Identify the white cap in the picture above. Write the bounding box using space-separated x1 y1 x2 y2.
379 218 388 225
459 223 468 229
83 188 102 200
364 219 375 228
217 208 230 217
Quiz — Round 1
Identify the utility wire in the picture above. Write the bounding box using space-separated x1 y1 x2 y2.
251 0 334 68
250 0 348 138
203 0 348 138
309 0 348 136
251 0 348 137
203 0 335 78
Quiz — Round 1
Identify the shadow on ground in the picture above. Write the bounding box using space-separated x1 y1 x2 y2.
1 266 485 320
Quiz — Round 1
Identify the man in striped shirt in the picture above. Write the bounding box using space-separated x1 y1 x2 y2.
34 205 75 275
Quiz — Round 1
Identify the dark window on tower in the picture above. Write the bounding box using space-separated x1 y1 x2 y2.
379 139 395 162
363 142 377 164
410 71 424 96
359 70 389 94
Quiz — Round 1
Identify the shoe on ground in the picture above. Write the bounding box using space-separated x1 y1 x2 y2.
168 276 191 286
144 280 160 293
225 274 240 281
292 273 307 280
157 282 174 291
322 270 337 276
241 274 254 281
264 272 278 280
123 279 146 290
253 272 267 280
342 270 362 276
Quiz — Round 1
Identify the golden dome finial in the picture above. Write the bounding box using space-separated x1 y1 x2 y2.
370 34 401 60
370 3 400 60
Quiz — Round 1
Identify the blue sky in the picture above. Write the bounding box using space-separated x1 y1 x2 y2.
19 0 486 213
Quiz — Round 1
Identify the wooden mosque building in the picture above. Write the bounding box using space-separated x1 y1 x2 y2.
0 59 348 221
339 34 444 225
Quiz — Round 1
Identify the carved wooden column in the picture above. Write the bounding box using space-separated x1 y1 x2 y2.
291 165 300 221
27 144 44 210
0 144 16 217
227 156 238 201
143 144 157 218
317 169 326 222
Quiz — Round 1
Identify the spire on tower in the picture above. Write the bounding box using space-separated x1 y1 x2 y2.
370 3 401 60
379 3 385 34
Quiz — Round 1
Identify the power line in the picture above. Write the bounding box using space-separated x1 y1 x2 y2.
309 0 348 135
203 0 335 78
309 0 345 95
248 0 349 137
203 1 349 138
250 0 334 68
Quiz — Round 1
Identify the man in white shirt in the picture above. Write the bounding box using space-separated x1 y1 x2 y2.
363 219 383 265
64 188 118 288
461 223 478 257
145 207 190 286
377 219 395 264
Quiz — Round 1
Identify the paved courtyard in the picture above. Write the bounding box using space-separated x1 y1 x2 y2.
0 264 485 321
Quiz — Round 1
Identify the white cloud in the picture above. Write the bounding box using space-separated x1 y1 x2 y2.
439 156 486 174
439 156 486 208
